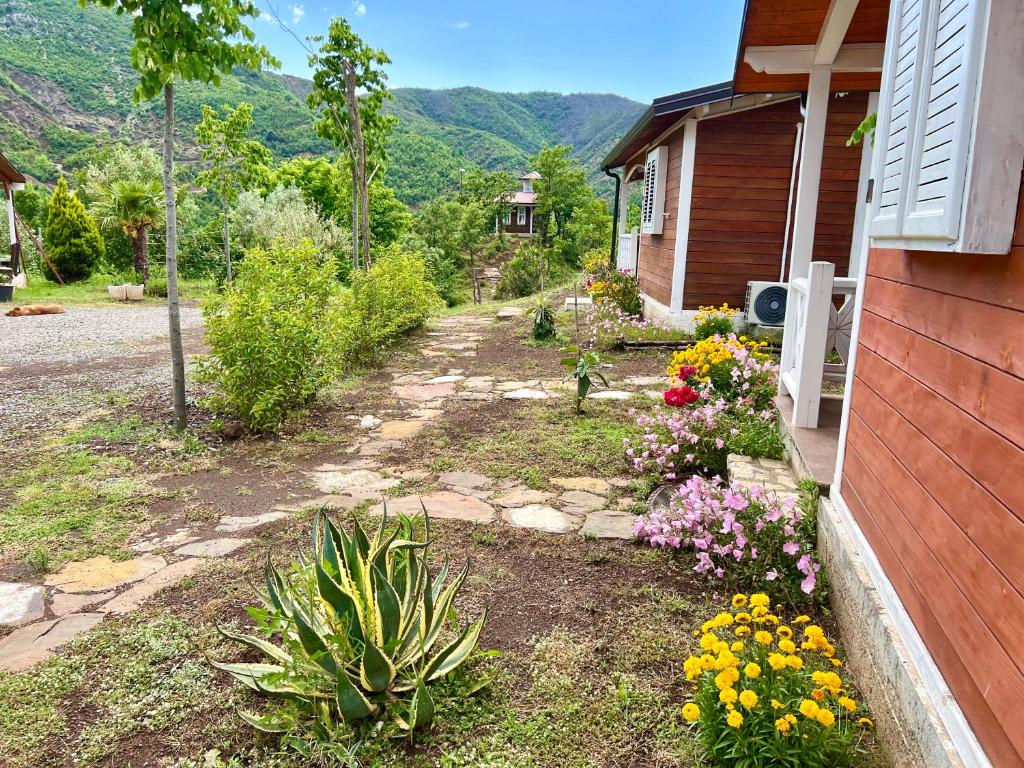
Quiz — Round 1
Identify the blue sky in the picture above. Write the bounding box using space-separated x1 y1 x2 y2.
253 0 746 104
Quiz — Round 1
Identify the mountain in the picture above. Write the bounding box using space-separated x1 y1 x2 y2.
0 0 645 204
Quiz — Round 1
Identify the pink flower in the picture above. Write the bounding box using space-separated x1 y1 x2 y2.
783 541 800 556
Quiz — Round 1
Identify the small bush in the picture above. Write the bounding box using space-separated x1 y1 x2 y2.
532 296 556 341
693 304 740 340
340 246 444 363
668 334 777 410
494 243 545 299
198 240 343 431
581 247 608 275
143 268 168 297
681 596 872 767
44 177 104 282
585 267 642 316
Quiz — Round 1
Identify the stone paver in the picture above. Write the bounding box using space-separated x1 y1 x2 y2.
502 505 581 534
727 454 800 499
588 390 632 400
458 391 494 401
51 591 114 617
0 613 105 672
131 527 200 553
307 468 400 495
45 554 167 594
622 375 665 387
380 420 427 440
392 382 458 402
101 559 204 615
557 489 606 513
491 488 555 507
422 374 465 385
274 494 347 512
174 538 249 558
215 511 290 533
503 388 549 400
0 583 45 625
370 491 495 523
551 477 611 494
358 415 383 429
581 509 636 539
496 306 524 319
495 380 540 392
438 470 493 489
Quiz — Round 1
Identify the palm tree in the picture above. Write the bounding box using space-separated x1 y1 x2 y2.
89 179 164 281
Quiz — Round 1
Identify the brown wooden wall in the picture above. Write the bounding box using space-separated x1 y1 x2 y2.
682 93 867 309
504 206 533 235
635 130 683 307
841 185 1024 767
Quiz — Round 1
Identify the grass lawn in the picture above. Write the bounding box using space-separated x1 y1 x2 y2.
8 273 217 307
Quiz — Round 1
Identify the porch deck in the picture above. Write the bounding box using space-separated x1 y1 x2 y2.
776 393 842 492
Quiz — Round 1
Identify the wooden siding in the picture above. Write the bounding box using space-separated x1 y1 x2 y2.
841 186 1024 766
681 94 865 309
504 205 533 235
635 130 683 307
733 0 888 92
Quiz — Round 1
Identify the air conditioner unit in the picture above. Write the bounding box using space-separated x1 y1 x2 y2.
745 281 788 326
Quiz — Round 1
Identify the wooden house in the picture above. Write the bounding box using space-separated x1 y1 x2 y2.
729 1 1024 766
498 171 539 236
1 149 26 286
603 82 871 328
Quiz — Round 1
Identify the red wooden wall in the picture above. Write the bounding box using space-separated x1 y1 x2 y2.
841 185 1024 767
504 206 534 235
635 130 683 307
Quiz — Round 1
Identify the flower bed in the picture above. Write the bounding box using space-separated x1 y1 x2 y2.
583 297 686 349
681 595 873 768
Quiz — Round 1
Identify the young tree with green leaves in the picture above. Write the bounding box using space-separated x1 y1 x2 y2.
80 0 276 430
530 145 590 244
89 178 164 280
461 168 516 239
44 177 105 282
307 17 393 270
456 202 488 304
195 102 272 283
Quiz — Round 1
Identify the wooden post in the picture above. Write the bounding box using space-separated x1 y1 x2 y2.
790 261 834 429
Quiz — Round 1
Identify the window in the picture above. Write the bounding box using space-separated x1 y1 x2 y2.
522 180 533 193
640 146 669 235
870 0 1024 254
517 206 527 226
503 210 511 226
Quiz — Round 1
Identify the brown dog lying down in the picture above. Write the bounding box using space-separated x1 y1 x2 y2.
5 304 66 317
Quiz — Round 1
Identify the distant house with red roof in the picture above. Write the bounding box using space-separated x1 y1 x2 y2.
498 171 540 236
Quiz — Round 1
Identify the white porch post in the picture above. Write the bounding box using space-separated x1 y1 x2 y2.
669 119 697 317
779 64 832 393
617 170 630 242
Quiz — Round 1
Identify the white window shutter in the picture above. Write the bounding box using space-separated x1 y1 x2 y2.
641 146 668 235
870 0 927 238
902 0 985 242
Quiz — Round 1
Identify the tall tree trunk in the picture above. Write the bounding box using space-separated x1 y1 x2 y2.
164 82 187 431
344 64 371 269
350 165 359 270
140 228 149 282
131 228 147 279
222 196 232 284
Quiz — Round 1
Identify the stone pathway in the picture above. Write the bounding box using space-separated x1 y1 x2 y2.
726 454 801 501
1 309 668 672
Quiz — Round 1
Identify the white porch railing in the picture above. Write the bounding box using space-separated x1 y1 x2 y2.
617 227 639 272
779 261 857 428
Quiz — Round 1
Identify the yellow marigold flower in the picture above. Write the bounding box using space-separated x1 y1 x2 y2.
811 688 826 702
775 717 791 734
777 626 794 640
767 653 787 671
714 612 734 627
793 615 811 624
739 690 759 709
731 641 745 652
712 641 730 656
799 699 819 719
700 654 716 670
778 639 796 654
751 606 767 618
804 625 825 639
735 611 752 625
754 631 774 646
719 687 739 705
735 626 751 638
816 708 836 727
683 656 703 681
681 703 700 722
761 614 780 625
786 655 804 670
700 632 718 651
744 662 761 679
771 699 783 709
715 667 740 690
749 593 770 607
726 710 744 728
785 713 797 724
839 697 857 713
858 717 874 728
831 658 844 668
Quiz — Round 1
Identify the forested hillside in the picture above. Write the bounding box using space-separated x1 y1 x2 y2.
0 0 644 203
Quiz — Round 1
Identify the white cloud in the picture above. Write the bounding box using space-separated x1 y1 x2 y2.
289 3 305 23
258 10 274 22
445 20 469 29
351 1 367 16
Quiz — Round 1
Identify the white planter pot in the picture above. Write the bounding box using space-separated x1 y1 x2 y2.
125 284 144 301
108 284 128 301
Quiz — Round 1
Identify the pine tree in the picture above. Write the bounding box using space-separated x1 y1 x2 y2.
44 177 104 282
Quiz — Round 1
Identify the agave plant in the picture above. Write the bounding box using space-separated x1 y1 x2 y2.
532 296 556 341
213 507 488 750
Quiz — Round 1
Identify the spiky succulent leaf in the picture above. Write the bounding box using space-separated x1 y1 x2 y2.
360 641 396 693
424 608 489 682
216 625 293 666
336 669 375 721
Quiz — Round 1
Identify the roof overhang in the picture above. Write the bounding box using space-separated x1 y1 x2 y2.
0 150 26 185
731 0 889 93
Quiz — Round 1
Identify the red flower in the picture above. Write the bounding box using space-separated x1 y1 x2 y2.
664 385 700 408
675 364 698 381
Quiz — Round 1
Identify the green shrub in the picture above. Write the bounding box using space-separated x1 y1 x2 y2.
532 296 556 341
198 240 343 431
214 509 488 758
340 246 444 363
693 304 742 340
143 267 168 297
494 243 545 299
585 266 642 316
44 177 104 282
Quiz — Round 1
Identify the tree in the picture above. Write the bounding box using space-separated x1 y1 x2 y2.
81 0 276 431
44 177 104 282
530 145 590 244
461 168 516 239
456 202 488 304
89 178 164 280
268 156 348 221
195 102 272 283
307 17 393 270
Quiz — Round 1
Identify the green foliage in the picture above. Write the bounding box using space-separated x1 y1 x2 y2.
12 181 50 231
44 177 105 282
846 112 877 147
532 296 556 341
198 240 343 431
461 167 517 234
88 177 164 278
214 508 488 756
727 414 786 462
560 345 609 414
494 243 545 299
195 101 272 206
340 246 444 363
367 181 411 248
586 266 642 316
268 156 348 220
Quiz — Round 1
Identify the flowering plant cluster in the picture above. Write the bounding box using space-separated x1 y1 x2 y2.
668 334 778 412
585 266 642 316
680 594 872 768
583 297 684 349
633 475 822 599
693 303 740 339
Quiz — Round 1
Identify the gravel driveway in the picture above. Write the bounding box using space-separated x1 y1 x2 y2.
1 305 206 438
